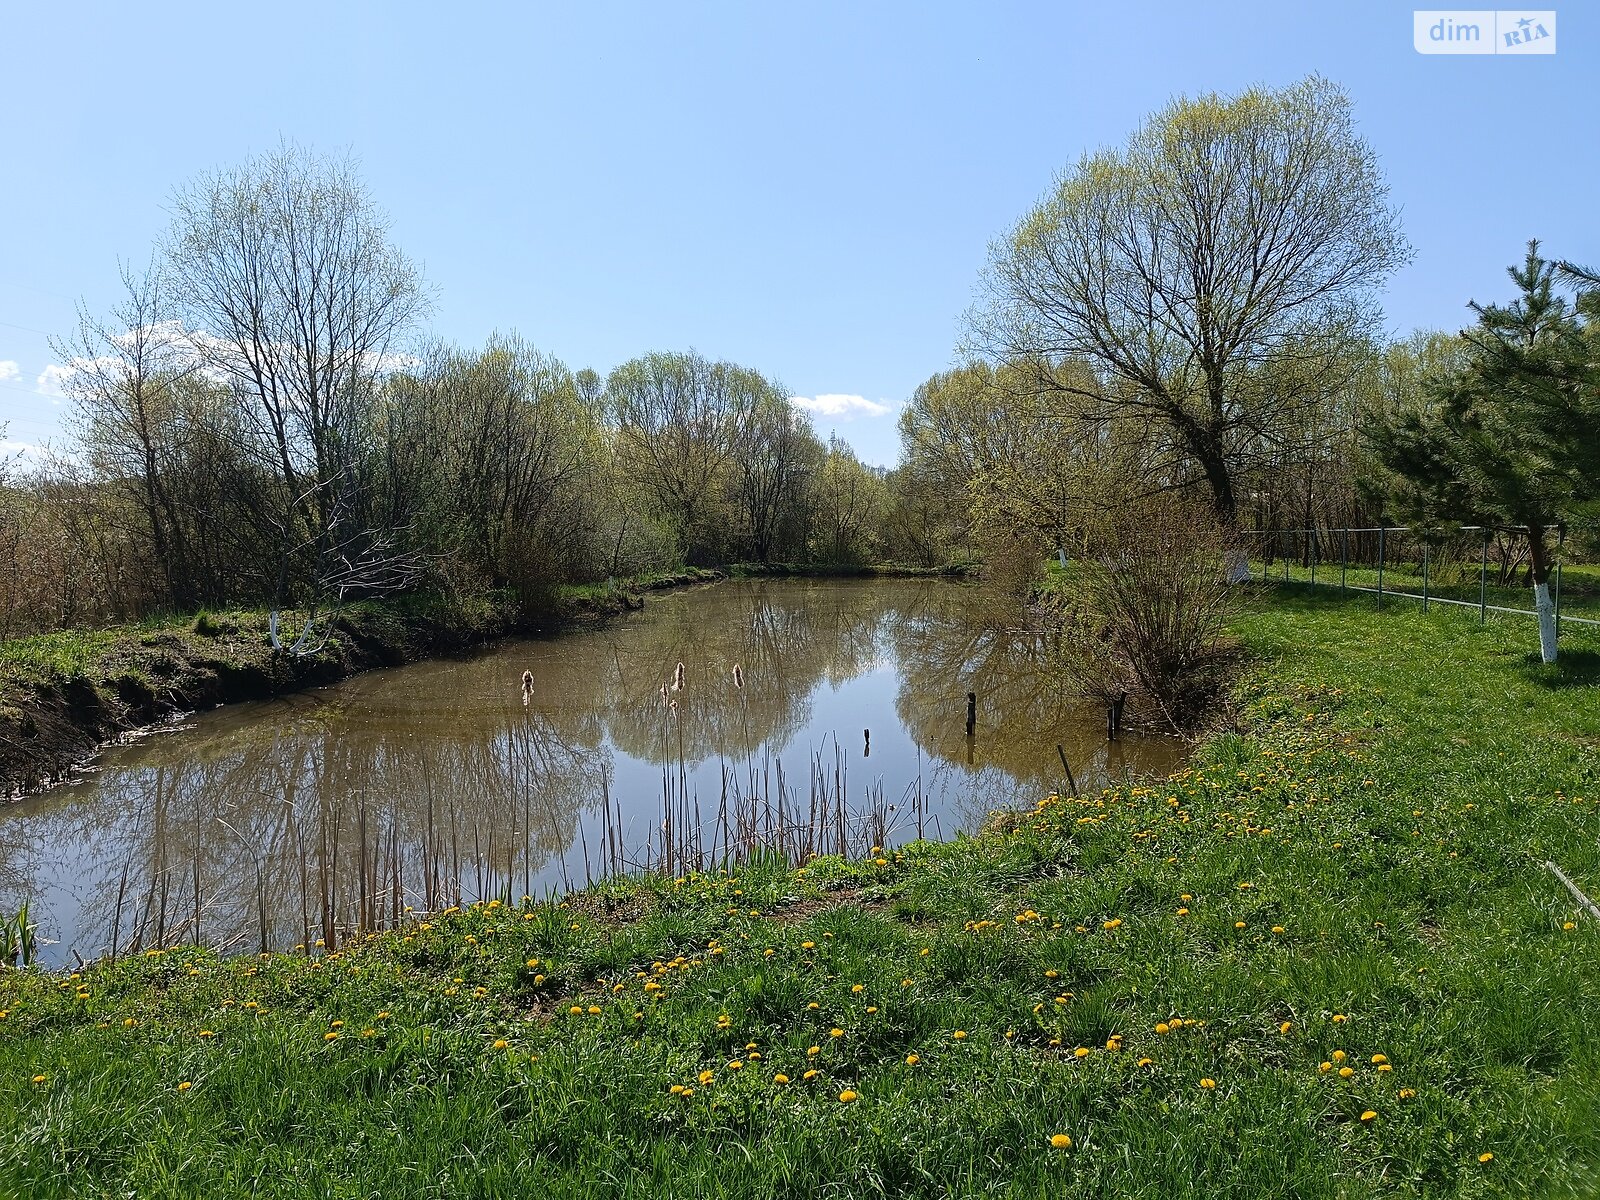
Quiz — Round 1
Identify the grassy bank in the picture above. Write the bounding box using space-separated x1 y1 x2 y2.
2 588 1597 1197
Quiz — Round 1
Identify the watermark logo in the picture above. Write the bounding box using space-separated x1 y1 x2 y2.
1414 10 1556 53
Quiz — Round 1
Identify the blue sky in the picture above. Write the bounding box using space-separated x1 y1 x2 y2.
1 2 1594 466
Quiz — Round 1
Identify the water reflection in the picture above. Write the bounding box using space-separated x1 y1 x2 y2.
0 579 1182 965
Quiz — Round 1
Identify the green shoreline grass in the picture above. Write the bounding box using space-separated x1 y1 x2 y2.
2 588 1597 1197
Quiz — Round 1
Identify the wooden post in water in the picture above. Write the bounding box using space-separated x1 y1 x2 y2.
965 692 976 737
1056 745 1079 798
1107 691 1126 742
863 728 870 758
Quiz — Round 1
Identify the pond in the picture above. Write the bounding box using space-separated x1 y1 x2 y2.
0 578 1184 966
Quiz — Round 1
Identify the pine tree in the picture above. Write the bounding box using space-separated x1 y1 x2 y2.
1368 241 1600 663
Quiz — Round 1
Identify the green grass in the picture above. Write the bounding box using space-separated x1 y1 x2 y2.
2 588 1597 1197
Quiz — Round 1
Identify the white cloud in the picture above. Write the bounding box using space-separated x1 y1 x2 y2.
789 393 894 420
35 363 73 400
0 361 20 384
1 439 43 461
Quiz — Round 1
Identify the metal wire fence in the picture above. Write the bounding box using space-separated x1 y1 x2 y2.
1247 525 1600 630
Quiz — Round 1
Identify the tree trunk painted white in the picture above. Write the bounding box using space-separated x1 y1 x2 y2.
1226 547 1253 584
1534 581 1558 663
1057 548 1068 570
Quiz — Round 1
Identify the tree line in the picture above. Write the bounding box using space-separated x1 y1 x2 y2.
0 147 949 640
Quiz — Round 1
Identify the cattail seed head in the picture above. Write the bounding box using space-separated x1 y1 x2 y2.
732 664 744 689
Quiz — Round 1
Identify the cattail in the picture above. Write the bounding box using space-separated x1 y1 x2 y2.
668 699 678 713
732 663 744 689
659 683 669 703
672 661 686 691
520 670 534 706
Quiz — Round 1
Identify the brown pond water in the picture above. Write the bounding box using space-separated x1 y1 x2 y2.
0 578 1184 966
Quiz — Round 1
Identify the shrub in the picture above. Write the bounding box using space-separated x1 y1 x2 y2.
1055 494 1240 731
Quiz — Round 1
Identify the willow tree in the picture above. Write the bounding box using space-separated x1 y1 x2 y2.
972 76 1410 573
606 351 768 564
1368 243 1600 663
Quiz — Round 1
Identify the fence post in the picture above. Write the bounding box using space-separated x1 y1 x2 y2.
1310 530 1317 587
1284 531 1291 582
1555 524 1565 635
1377 523 1386 611
1341 527 1348 595
1422 541 1430 612
1480 533 1489 625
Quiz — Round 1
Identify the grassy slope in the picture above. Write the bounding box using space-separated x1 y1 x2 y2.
1 588 1597 1198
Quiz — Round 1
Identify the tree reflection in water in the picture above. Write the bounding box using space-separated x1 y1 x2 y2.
0 579 1183 964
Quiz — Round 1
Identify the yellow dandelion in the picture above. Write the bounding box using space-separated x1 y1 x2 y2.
1371 1054 1387 1065
698 1069 715 1085
951 1030 967 1040
838 1089 858 1103
1478 1153 1494 1164
829 1028 844 1039
1360 1110 1376 1123
905 1054 919 1065
1049 1133 1073 1149
493 1039 509 1050
1279 1022 1292 1034
1399 1088 1416 1099
1339 1066 1354 1078
177 1081 192 1092
803 1069 820 1080
1199 1078 1216 1090
1332 1050 1346 1062
727 1060 743 1071
1155 1022 1170 1035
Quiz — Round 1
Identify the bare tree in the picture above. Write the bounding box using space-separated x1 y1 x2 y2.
55 262 200 608
162 143 429 651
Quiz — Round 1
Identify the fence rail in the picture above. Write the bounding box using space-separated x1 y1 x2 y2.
1246 525 1600 631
